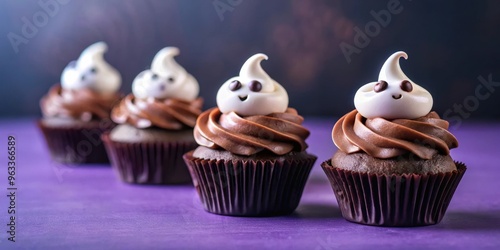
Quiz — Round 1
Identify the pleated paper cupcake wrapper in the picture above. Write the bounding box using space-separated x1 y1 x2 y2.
102 133 197 185
37 120 112 164
321 160 466 227
183 151 317 217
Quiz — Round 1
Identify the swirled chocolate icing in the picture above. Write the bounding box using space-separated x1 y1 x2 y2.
40 85 120 120
194 107 309 156
111 94 203 130
333 110 458 160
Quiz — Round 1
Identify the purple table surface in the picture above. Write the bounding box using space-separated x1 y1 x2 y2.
0 118 499 250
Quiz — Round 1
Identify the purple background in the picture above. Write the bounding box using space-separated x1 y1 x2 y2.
0 118 499 249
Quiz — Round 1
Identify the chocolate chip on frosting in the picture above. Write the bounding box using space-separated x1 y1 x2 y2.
400 80 413 92
374 80 388 93
249 80 262 92
229 80 242 91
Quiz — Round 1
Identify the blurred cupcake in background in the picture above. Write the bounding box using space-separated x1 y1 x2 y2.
38 42 122 164
103 47 202 185
184 53 317 216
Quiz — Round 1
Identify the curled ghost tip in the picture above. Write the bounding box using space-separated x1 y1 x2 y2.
238 53 274 93
239 54 269 79
79 41 108 64
153 47 180 63
378 51 409 82
151 47 183 73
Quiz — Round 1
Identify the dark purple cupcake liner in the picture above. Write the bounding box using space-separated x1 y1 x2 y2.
183 151 317 217
37 120 113 164
102 132 197 185
321 160 466 227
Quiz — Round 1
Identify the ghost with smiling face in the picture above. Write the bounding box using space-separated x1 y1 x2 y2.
354 51 433 120
61 42 121 95
132 47 199 101
216 53 289 116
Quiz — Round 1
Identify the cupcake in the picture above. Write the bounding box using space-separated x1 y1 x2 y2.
183 53 317 216
102 47 202 185
38 42 122 164
321 51 466 226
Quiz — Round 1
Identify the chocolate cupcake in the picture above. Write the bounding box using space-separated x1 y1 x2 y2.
38 42 121 164
321 51 466 226
183 53 317 216
102 47 202 185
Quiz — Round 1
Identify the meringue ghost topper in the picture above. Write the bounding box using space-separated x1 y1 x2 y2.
216 53 289 116
354 51 433 120
61 42 121 94
132 47 199 101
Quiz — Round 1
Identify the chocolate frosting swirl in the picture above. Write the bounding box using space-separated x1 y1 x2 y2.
194 107 310 156
111 94 203 129
40 85 120 120
333 110 458 160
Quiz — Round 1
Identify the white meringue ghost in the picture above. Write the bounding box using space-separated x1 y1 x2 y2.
132 47 199 101
216 53 289 116
61 42 121 94
354 51 433 119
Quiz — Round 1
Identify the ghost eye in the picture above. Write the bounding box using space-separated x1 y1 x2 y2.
168 77 174 83
400 80 413 92
229 80 242 91
151 73 159 80
249 80 262 92
374 80 388 93
90 67 97 74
